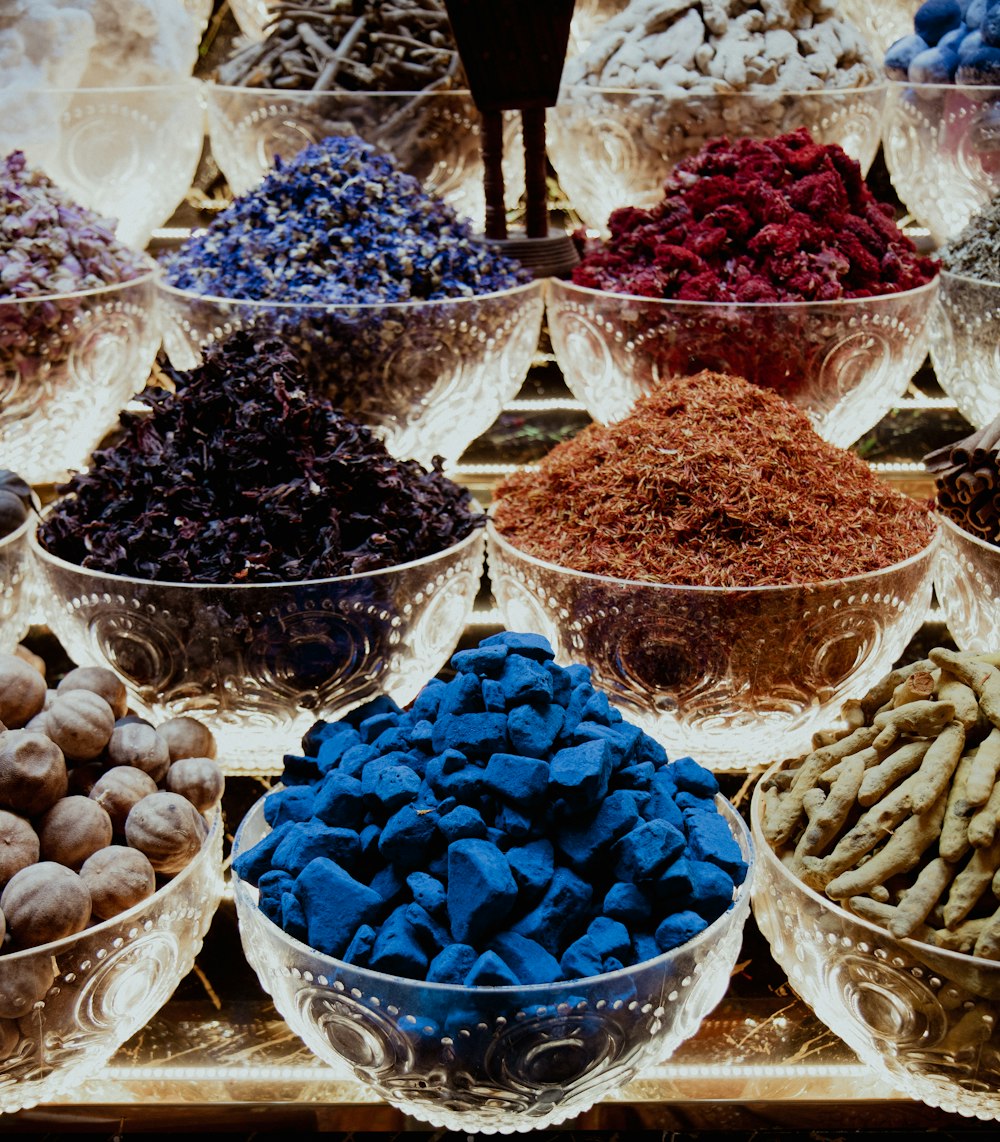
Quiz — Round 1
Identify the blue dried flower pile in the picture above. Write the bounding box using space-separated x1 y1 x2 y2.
161 135 527 304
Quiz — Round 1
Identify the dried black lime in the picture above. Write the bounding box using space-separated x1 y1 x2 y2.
39 333 484 584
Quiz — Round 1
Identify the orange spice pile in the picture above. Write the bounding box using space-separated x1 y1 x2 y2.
491 371 936 588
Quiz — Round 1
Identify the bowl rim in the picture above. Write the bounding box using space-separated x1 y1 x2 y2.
18 79 203 96
154 274 545 313
938 267 1000 289
204 82 481 100
485 517 941 595
937 510 1000 554
887 79 1000 94
29 514 486 592
0 805 222 964
0 263 158 307
749 759 1000 975
547 274 940 311
231 790 754 996
0 511 36 551
554 81 889 99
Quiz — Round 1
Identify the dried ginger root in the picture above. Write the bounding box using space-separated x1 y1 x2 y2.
760 647 1000 966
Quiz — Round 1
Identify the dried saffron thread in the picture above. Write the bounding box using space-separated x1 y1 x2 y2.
491 372 936 588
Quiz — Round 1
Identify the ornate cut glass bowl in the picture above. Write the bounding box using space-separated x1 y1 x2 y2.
12 83 205 248
30 524 486 774
751 771 1000 1121
0 809 223 1116
546 277 939 447
883 82 1000 245
934 514 1000 654
204 85 525 228
231 793 753 1133
487 523 939 772
929 271 1000 428
0 514 33 654
0 271 160 486
839 0 920 55
156 280 546 468
547 85 886 233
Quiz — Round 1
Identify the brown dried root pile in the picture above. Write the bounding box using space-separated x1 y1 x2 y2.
491 372 936 588
761 648 1000 959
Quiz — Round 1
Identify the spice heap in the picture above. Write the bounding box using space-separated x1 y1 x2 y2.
161 135 526 304
573 129 936 302
0 151 147 303
886 0 1000 84
235 631 748 988
38 333 483 584
218 0 463 92
760 646 1000 960
924 419 1000 544
0 652 222 1037
564 0 877 93
939 195 1000 281
491 371 936 588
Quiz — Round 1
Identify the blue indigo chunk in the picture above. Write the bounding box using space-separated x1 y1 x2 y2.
295 858 382 958
447 838 518 944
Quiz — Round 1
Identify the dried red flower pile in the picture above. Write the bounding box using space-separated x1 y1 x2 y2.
573 129 937 303
491 371 936 589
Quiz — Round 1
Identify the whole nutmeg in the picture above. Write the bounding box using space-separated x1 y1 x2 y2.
89 766 158 833
13 645 45 679
44 690 115 762
0 653 46 729
106 722 170 784
125 791 206 875
80 845 156 920
0 956 56 1019
0 810 39 886
165 757 225 813
158 716 216 762
38 796 113 870
1 861 91 948
57 665 128 720
0 730 68 816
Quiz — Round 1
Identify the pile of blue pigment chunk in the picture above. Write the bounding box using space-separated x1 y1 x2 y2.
234 632 749 987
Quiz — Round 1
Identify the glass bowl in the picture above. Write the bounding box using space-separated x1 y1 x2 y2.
0 271 160 486
29 523 486 775
9 83 205 249
546 277 939 447
933 513 1000 654
751 767 1000 1121
230 792 753 1133
0 514 34 654
883 82 1000 245
839 0 920 55
156 279 546 468
203 85 525 229
0 808 223 1115
929 270 1000 428
547 85 887 233
486 523 939 773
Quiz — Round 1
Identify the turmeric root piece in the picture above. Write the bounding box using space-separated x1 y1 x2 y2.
939 747 979 862
889 857 956 939
825 792 948 900
969 777 1000 848
937 674 982 733
857 740 930 807
853 658 936 722
872 699 956 751
891 670 936 707
973 903 1000 961
942 835 1000 929
794 753 866 862
968 728 1000 807
930 649 1000 731
762 725 881 849
907 721 966 813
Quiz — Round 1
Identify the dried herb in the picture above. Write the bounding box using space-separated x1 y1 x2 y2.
940 196 1000 282
491 371 936 588
39 333 484 584
573 129 937 303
